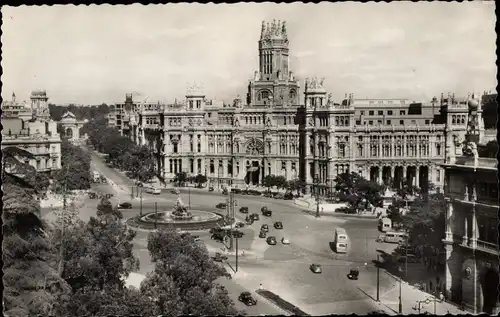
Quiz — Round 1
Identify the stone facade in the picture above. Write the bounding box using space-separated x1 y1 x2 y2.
108 20 487 193
442 155 499 314
1 91 62 173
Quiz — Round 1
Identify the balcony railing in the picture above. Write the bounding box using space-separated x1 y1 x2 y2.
476 240 499 253
454 156 497 169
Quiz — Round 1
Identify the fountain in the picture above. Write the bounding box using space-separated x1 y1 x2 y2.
126 192 225 231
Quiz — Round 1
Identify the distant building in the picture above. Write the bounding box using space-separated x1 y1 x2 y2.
1 91 62 173
442 97 499 314
107 20 489 195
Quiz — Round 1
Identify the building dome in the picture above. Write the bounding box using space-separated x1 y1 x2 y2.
468 99 479 110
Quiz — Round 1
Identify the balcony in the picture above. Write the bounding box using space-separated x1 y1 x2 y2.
453 156 497 170
476 240 499 254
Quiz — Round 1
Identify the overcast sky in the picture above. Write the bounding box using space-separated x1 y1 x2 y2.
1 2 496 105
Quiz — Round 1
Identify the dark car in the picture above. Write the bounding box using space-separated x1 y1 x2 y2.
259 231 267 238
117 202 132 209
251 213 260 221
213 252 228 262
260 224 269 232
240 206 249 213
231 188 242 194
238 292 257 306
245 216 254 225
266 236 277 245
335 207 357 214
284 192 294 200
249 190 262 196
209 186 215 192
262 209 272 217
211 231 226 242
221 271 232 279
216 202 227 209
274 221 283 229
235 222 245 228
347 268 359 280
310 264 322 274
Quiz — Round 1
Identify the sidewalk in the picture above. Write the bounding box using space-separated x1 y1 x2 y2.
379 278 463 315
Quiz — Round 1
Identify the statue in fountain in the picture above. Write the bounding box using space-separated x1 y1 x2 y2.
170 193 193 220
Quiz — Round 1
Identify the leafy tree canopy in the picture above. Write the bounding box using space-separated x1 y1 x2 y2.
334 172 384 208
478 140 498 158
52 140 91 192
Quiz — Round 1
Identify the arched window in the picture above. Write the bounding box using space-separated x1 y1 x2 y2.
461 116 466 124
260 91 269 100
452 115 456 124
289 90 296 100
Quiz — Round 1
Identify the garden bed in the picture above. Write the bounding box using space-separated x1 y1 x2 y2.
255 289 309 316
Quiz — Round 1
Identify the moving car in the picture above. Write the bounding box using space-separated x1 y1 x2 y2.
216 202 227 209
261 206 272 217
347 268 359 280
274 221 283 229
259 231 267 238
310 264 322 274
266 236 277 245
211 231 226 242
238 292 257 306
239 206 249 213
209 186 215 192
284 192 294 200
251 213 260 221
213 252 228 262
117 202 132 209
235 222 245 228
281 237 290 245
260 224 269 232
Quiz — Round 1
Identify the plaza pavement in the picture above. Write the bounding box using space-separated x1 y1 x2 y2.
63 149 436 315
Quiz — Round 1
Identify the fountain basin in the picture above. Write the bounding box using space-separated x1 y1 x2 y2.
126 210 226 231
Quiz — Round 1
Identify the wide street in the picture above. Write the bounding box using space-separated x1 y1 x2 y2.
84 149 400 315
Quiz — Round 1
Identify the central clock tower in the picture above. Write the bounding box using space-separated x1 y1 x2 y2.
246 19 301 107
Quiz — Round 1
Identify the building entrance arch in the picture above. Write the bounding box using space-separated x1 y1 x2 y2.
58 111 86 142
65 127 74 139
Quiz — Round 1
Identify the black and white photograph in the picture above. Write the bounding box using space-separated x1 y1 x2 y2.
1 2 498 316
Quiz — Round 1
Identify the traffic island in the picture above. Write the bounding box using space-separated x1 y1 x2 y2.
255 289 310 316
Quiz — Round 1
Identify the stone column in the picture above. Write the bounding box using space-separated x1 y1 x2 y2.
378 166 383 184
389 165 394 187
416 166 420 188
378 137 382 157
470 205 478 248
403 165 408 181
463 214 469 245
445 198 453 241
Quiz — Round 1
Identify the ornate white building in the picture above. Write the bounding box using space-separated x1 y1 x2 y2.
1 91 62 173
108 20 487 193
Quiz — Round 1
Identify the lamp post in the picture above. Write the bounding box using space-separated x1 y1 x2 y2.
398 266 403 314
315 173 320 218
140 187 143 216
376 253 380 302
218 164 222 191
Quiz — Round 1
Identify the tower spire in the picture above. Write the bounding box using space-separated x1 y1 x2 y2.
261 20 265 39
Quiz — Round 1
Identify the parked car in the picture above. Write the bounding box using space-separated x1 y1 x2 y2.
335 206 357 214
347 268 359 280
259 231 267 238
238 292 257 306
216 202 227 209
221 271 232 279
171 188 180 195
209 186 215 192
284 192 294 200
274 221 283 229
249 190 261 196
261 224 269 232
281 237 290 245
263 192 273 198
235 222 245 228
240 206 249 213
222 188 229 195
211 231 226 242
310 264 322 274
231 188 242 194
213 252 228 262
274 193 284 199
193 235 201 242
251 213 260 221
117 202 132 209
261 207 272 217
266 236 277 245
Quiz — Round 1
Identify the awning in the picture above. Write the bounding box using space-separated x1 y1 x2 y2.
248 167 259 172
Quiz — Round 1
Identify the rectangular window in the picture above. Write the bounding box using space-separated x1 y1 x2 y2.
228 162 232 176
400 120 404 125
281 161 286 170
291 162 296 170
425 119 430 124
190 159 194 173
377 120 382 124
388 110 393 115
436 169 441 182
360 111 365 115
197 159 202 174
197 143 201 152
411 120 416 124
356 120 361 125
400 110 406 115
196 100 201 108
387 120 391 125
369 110 374 116
378 111 383 115
368 120 373 125
210 160 214 174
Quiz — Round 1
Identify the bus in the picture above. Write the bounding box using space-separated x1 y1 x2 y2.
378 217 392 232
384 231 408 244
93 171 100 183
334 227 348 253
144 186 162 195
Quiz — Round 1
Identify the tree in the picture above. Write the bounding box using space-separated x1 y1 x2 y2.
478 140 498 158
194 173 207 188
2 181 72 316
274 175 288 190
143 229 240 316
174 172 188 187
263 174 276 192
52 140 91 191
334 172 384 209
287 178 306 195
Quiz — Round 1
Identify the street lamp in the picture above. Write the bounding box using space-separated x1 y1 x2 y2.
398 266 403 314
315 173 320 218
218 164 223 191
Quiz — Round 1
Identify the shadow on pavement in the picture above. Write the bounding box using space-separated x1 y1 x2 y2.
356 286 398 315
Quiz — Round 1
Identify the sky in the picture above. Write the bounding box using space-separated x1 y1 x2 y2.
1 2 497 105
